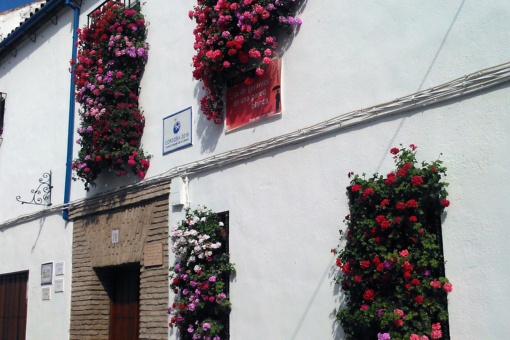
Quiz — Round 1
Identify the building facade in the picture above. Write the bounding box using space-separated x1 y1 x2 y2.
0 0 509 339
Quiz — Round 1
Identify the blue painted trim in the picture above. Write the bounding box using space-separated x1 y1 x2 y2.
63 0 80 220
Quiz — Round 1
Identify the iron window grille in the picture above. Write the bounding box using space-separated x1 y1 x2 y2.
87 0 140 26
0 92 5 136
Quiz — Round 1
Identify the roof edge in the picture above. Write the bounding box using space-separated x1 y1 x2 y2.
0 0 67 61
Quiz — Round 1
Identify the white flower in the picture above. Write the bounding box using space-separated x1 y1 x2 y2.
200 217 206 222
205 251 213 257
198 234 210 243
194 265 201 273
219 222 224 227
194 245 202 253
198 253 204 259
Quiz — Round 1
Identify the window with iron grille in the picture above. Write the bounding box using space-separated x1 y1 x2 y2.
87 0 140 26
0 92 6 136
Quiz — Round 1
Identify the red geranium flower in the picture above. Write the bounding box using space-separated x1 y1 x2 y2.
351 184 362 192
375 215 386 224
414 295 424 304
363 188 374 197
441 199 450 207
363 289 375 301
411 175 423 187
360 260 371 269
385 173 396 184
405 199 419 208
380 220 390 229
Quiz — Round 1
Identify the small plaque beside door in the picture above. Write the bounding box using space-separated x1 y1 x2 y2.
144 243 163 267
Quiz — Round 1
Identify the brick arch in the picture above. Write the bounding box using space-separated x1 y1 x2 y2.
69 182 170 340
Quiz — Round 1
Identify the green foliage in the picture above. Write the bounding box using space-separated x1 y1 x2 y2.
72 2 151 189
169 207 235 340
333 145 451 340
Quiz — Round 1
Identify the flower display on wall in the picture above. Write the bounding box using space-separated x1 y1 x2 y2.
169 207 235 340
333 145 452 340
189 0 302 123
71 2 150 189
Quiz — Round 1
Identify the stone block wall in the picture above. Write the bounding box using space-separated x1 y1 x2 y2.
69 182 170 339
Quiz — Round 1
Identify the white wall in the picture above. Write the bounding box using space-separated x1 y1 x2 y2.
0 5 76 339
138 0 510 180
141 3 510 337
0 215 73 340
0 0 509 339
167 83 510 339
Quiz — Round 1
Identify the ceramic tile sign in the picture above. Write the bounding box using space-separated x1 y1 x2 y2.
112 229 119 245
163 107 192 155
42 287 51 300
54 279 64 293
226 58 282 131
55 262 64 276
41 262 53 285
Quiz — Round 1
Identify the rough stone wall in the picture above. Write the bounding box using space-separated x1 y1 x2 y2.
70 187 169 340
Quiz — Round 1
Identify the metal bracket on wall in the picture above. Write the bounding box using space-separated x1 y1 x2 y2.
50 14 58 25
25 31 36 43
16 171 53 206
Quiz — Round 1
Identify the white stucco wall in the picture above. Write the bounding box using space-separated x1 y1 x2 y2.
0 0 509 339
0 6 73 222
166 84 510 339
0 5 75 339
0 215 72 340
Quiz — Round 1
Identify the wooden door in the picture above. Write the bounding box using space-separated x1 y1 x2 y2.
0 271 28 340
109 265 140 340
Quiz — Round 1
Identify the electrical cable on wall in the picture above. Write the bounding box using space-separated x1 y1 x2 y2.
2 60 510 229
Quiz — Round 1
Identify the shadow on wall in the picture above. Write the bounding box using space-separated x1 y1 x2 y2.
288 255 345 340
194 81 223 154
332 266 347 340
30 216 46 253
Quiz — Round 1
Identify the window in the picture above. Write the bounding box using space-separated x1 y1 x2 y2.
179 211 231 340
169 209 232 340
0 92 6 136
0 271 29 340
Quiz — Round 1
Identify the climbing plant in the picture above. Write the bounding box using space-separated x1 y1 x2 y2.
72 1 150 189
333 145 452 340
